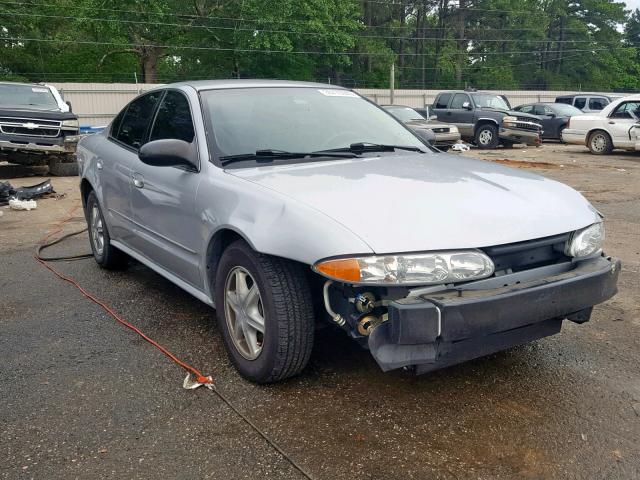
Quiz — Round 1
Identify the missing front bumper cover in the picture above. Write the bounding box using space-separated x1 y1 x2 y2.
368 256 620 373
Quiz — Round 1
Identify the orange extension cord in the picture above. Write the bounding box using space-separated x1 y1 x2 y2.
33 202 315 480
34 202 214 387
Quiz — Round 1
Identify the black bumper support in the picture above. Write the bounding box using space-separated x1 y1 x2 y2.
369 256 620 372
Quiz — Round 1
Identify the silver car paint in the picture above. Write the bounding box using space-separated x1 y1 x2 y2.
79 81 599 307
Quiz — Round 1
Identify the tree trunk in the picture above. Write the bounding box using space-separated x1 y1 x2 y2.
139 46 164 84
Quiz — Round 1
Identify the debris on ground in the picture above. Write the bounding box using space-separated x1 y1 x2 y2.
9 198 37 211
451 142 471 152
0 179 57 206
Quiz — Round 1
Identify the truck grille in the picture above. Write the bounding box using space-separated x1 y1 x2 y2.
431 127 450 133
515 117 541 131
0 117 61 138
482 233 571 273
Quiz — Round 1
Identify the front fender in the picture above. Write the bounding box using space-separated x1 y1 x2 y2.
197 172 374 267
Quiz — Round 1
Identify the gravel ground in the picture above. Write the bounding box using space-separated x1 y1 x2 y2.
1 144 638 479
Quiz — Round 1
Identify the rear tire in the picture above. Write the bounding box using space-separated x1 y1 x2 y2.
475 124 500 149
86 191 128 269
587 130 613 155
214 240 315 383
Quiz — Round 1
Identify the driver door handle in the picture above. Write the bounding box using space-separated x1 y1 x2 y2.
609 121 616 124
132 173 144 189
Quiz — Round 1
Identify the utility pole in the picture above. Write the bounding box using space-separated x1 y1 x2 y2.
390 63 395 105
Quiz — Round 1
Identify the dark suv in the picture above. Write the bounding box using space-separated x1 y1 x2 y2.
432 90 542 148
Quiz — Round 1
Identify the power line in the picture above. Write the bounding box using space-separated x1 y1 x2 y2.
0 11 620 44
2 36 631 56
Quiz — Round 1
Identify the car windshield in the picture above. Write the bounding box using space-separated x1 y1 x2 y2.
385 106 424 122
472 93 510 110
200 87 425 159
0 84 59 109
551 104 583 116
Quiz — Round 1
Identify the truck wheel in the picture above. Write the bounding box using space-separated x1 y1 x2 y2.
588 130 613 155
86 191 128 269
214 240 315 383
475 124 500 149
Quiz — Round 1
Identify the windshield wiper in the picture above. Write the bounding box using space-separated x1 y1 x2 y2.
315 142 426 154
220 149 359 167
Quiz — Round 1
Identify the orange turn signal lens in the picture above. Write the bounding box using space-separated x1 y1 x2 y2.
314 258 361 283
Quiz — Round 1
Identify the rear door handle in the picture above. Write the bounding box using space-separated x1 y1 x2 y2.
132 173 144 188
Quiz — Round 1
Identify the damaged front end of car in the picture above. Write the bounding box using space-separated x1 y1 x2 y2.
314 227 620 374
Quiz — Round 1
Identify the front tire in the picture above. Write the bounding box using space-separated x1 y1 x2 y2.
214 240 315 383
475 124 500 149
86 191 128 269
588 130 613 155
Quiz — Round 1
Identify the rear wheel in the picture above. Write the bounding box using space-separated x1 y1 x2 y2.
588 130 613 155
475 124 500 149
214 240 315 383
86 191 128 269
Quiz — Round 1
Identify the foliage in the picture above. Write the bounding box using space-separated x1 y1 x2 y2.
0 0 637 90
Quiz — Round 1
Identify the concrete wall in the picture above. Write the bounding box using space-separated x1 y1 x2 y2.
49 82 623 126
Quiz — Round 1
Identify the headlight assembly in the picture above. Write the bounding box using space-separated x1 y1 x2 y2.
313 251 495 286
61 119 79 129
566 222 604 258
449 125 459 133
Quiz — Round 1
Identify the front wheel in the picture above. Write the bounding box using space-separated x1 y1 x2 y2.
214 240 315 383
588 130 613 155
475 124 500 149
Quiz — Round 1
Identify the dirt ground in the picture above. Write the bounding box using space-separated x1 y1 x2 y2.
1 144 639 479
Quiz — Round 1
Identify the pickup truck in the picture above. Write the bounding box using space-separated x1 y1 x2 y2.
0 81 80 175
432 90 542 148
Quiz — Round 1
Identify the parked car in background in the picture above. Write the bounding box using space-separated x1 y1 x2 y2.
382 105 461 151
78 80 619 383
431 90 542 148
513 102 584 141
555 94 619 113
0 81 80 175
562 94 640 154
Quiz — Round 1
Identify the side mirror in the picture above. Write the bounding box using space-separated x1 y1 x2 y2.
138 139 198 171
65 101 73 112
462 101 472 110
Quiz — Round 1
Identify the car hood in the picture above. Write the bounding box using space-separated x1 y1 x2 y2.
0 108 77 120
228 154 598 254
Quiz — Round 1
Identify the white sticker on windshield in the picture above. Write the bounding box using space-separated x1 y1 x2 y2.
32 87 49 93
317 89 359 98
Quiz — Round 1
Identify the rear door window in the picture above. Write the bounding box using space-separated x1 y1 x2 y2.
149 91 195 143
450 93 470 109
609 101 640 120
588 97 608 111
555 97 572 105
435 93 451 109
573 97 587 109
114 91 163 149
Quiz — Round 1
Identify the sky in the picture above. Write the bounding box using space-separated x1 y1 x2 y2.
625 0 640 11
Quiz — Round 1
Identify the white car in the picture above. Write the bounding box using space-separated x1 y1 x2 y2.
562 94 640 154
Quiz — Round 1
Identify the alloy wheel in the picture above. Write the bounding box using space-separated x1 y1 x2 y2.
479 129 493 145
224 266 265 360
591 134 607 153
90 204 105 256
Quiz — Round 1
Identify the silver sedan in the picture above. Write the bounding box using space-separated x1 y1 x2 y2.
78 80 619 383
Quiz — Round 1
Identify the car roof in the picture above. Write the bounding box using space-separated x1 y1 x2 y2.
167 79 346 91
381 105 416 108
555 93 615 98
